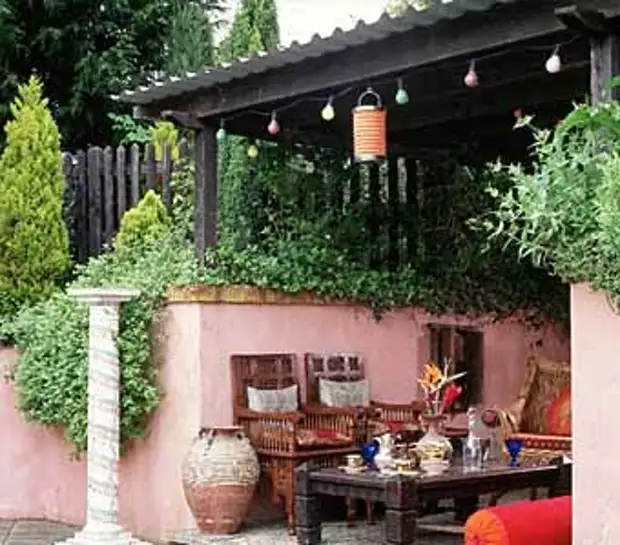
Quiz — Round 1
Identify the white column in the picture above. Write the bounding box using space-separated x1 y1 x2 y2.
57 287 151 545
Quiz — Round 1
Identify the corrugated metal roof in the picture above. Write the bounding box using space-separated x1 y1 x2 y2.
117 0 518 106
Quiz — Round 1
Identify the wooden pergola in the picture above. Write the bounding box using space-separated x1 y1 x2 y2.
118 0 620 259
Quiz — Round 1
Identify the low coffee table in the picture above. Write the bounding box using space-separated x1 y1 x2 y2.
294 460 571 544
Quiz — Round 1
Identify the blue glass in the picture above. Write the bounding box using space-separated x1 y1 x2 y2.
361 439 380 466
505 438 523 467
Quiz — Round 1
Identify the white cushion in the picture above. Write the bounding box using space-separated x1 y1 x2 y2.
319 378 370 408
247 384 299 413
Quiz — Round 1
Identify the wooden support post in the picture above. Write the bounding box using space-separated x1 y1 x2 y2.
590 32 620 104
556 6 620 105
194 125 218 261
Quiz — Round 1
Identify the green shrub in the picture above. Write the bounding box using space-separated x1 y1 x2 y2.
481 101 620 306
0 75 70 317
8 231 200 453
114 190 171 251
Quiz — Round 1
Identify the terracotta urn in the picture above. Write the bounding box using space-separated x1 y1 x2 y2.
182 426 260 534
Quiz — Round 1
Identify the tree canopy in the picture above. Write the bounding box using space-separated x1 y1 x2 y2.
0 0 224 150
219 0 279 61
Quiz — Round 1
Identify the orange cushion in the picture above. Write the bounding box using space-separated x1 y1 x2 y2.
465 509 509 544
296 428 352 449
465 496 571 545
546 386 571 436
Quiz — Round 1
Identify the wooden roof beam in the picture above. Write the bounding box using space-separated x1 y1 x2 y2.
554 5 614 36
133 1 575 122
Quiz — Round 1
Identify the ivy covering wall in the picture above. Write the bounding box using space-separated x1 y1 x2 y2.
212 144 568 324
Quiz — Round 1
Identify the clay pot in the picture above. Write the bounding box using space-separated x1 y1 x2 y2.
182 426 260 534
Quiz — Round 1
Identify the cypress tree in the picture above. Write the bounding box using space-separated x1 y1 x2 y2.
0 76 69 317
219 0 279 60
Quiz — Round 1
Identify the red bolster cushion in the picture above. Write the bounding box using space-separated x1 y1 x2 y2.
464 496 571 545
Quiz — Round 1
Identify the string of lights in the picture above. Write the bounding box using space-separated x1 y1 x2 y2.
212 36 581 158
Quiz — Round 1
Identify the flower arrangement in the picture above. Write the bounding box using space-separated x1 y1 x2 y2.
417 358 466 416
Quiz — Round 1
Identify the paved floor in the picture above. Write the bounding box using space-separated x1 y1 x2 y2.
0 491 531 544
0 518 461 545
0 519 76 545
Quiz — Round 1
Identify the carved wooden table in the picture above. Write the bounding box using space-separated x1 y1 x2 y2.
295 460 571 544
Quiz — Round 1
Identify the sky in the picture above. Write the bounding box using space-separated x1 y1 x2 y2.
275 0 386 44
219 0 387 46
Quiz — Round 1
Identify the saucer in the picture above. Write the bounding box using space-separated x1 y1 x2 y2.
379 468 421 478
339 465 365 474
420 460 450 476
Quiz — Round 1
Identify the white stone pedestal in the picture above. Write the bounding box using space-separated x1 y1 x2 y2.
57 288 151 545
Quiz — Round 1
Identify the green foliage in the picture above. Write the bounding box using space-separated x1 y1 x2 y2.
0 0 225 148
109 113 152 145
218 0 279 61
115 190 171 252
7 231 201 453
215 143 568 325
478 100 620 306
0 76 69 318
386 0 434 15
218 0 281 247
151 121 180 161
170 155 196 242
166 0 221 76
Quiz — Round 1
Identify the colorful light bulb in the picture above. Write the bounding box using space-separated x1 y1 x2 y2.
464 60 479 88
545 47 561 74
267 112 280 135
247 143 259 159
395 78 409 105
321 97 335 121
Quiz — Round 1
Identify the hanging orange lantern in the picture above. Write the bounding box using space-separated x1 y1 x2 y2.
352 87 386 162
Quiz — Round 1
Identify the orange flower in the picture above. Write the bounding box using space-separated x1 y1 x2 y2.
422 361 444 386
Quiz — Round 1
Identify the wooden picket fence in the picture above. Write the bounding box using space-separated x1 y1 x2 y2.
63 140 190 261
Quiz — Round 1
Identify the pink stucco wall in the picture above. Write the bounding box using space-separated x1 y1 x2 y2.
571 283 620 544
197 302 568 427
0 290 569 542
0 304 202 542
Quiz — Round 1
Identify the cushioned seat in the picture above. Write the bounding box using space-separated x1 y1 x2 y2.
509 432 571 453
465 496 571 545
295 428 353 448
495 357 571 464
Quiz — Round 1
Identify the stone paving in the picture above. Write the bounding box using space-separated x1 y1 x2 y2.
171 517 462 545
0 491 531 544
0 518 460 545
0 519 76 545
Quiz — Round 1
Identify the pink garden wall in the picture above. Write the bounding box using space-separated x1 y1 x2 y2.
571 283 620 544
0 285 569 542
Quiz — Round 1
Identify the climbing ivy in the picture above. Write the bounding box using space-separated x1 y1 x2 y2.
7 220 200 453
213 142 568 326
